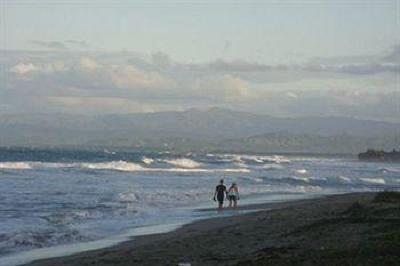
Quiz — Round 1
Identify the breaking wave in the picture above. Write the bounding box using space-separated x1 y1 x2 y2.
141 157 154 165
337 175 352 182
0 162 32 170
359 177 386 185
81 161 146 172
239 176 264 183
288 176 311 183
379 167 400 174
262 163 284 170
240 184 322 195
0 160 249 173
295 169 308 174
163 158 202 169
282 176 327 183
213 154 290 164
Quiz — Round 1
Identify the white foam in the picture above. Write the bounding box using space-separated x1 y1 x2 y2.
240 184 322 194
289 176 310 182
163 158 202 169
240 176 263 183
141 157 154 165
80 161 146 172
0 160 250 173
216 168 251 173
309 176 327 181
0 162 32 170
260 155 290 164
103 149 116 155
379 167 400 173
360 177 386 185
241 155 263 163
238 155 290 164
234 162 249 168
338 175 351 182
217 154 290 165
262 164 283 170
118 192 139 203
0 161 78 170
287 176 326 183
161 168 250 173
33 162 77 168
295 169 308 174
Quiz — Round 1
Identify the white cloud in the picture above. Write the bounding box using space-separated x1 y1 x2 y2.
47 96 172 114
31 40 67 50
79 57 102 70
31 40 91 50
10 63 38 75
110 64 176 90
10 61 67 76
192 74 251 100
2 48 399 121
70 57 176 91
285 92 298 99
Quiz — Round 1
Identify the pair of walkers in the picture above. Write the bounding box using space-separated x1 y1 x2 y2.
213 179 239 209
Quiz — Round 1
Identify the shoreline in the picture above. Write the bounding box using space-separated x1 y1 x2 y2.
2 192 324 266
0 194 329 266
3 193 319 266
21 191 400 266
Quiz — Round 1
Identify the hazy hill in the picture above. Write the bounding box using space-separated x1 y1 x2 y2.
0 108 399 153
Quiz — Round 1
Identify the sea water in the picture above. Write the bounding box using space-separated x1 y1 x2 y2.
0 149 399 264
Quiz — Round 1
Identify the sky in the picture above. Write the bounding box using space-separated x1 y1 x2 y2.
0 0 399 121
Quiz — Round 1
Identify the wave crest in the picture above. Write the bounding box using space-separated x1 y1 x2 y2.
0 162 32 170
359 177 386 184
80 161 145 172
163 158 202 169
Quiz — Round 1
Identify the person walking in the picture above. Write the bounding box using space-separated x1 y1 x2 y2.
227 182 240 208
213 179 226 210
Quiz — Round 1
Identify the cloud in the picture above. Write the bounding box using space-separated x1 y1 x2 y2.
223 41 231 51
188 59 273 72
79 57 101 70
183 46 399 78
15 61 67 74
285 92 298 99
382 44 400 63
1 48 399 121
192 74 251 100
31 40 90 50
151 52 172 68
10 63 38 75
7 56 178 99
65 40 90 49
72 57 176 91
302 62 399 75
31 41 67 50
47 96 158 114
110 64 176 90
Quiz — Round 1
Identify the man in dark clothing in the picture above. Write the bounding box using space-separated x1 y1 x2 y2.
213 179 226 209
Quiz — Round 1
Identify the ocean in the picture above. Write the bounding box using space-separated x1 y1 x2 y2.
0 148 399 265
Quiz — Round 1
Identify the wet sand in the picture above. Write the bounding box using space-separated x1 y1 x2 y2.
25 192 400 266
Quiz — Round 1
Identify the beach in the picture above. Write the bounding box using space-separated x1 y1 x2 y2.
23 192 400 266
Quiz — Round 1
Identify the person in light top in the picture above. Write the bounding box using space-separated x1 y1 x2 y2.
227 182 240 208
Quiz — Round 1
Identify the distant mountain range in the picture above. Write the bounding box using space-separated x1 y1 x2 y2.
0 108 399 154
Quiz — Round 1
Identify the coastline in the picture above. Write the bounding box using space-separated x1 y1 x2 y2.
21 191 400 266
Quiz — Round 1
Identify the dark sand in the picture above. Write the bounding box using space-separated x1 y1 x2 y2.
25 192 400 266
